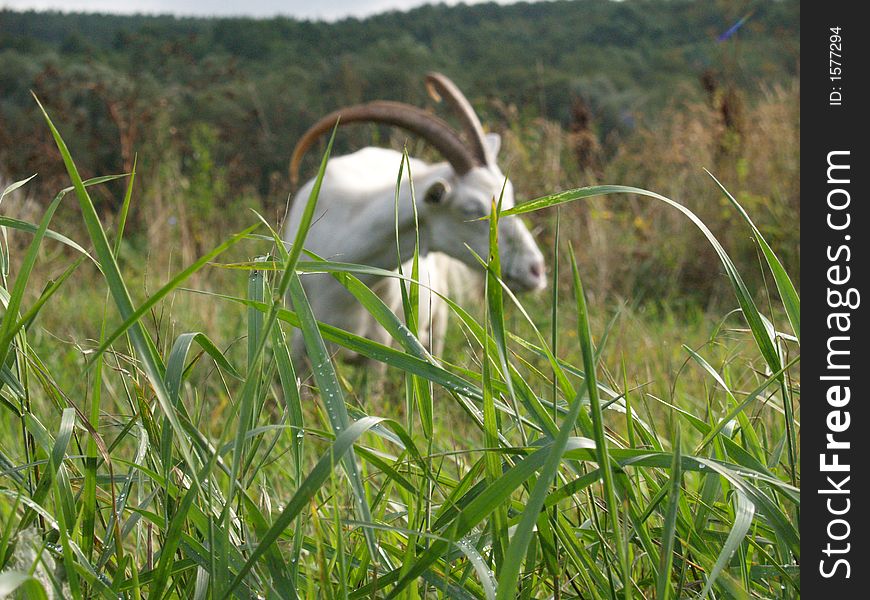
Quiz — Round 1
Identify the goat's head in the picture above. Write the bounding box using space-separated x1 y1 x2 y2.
290 72 546 293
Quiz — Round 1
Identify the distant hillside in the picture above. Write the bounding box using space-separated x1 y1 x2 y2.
0 0 799 199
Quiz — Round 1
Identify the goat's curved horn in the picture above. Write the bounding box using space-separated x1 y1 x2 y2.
290 100 479 186
425 72 490 166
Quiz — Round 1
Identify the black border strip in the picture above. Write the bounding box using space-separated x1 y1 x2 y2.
803 2 866 595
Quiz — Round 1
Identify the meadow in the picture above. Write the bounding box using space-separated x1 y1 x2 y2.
0 66 800 600
0 5 802 594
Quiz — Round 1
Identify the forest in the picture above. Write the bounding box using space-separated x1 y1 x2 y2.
1 1 798 196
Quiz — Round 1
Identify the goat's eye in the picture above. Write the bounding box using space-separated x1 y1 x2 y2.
461 203 488 219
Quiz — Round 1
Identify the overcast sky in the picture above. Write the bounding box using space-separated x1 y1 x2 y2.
3 0 528 21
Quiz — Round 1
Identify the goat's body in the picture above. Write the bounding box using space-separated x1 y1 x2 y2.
289 254 460 367
367 252 456 356
288 148 449 275
315 147 437 199
283 76 546 373
285 148 461 366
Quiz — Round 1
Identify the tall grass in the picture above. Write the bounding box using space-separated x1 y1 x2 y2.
0 102 799 598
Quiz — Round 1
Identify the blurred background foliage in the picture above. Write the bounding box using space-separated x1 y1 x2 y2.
0 0 799 305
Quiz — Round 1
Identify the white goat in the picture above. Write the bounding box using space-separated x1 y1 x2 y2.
283 73 546 367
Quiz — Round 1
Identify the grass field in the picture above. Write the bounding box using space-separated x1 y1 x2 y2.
0 101 799 599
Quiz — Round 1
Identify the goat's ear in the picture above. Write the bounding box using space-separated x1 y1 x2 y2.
423 180 449 205
485 133 502 159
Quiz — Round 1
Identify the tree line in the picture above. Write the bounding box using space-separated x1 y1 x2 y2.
0 0 799 207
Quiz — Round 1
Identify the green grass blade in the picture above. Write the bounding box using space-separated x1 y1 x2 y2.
33 93 204 490
0 187 64 368
380 438 595 599
160 330 243 476
502 184 782 372
0 174 38 203
278 122 338 293
706 170 800 343
113 154 136 255
6 257 84 346
487 191 523 443
86 224 259 366
655 426 681 600
699 490 755 599
271 325 306 586
495 361 589 596
287 271 383 565
0 217 94 261
192 290 484 401
568 248 627 598
222 416 388 599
